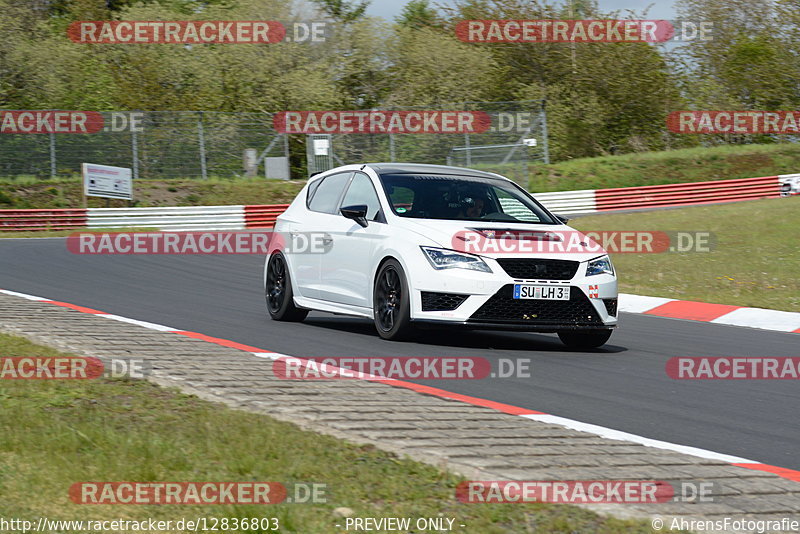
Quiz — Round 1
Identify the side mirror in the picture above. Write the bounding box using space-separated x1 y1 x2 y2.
555 214 571 224
340 204 369 227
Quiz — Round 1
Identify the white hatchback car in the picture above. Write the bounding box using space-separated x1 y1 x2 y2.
264 163 618 349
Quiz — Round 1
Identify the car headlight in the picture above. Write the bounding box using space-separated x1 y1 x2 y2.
586 255 614 276
421 246 492 273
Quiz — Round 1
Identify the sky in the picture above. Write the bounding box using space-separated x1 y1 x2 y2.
365 0 678 22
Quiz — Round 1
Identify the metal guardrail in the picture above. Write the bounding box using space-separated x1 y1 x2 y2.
533 189 598 214
244 205 291 228
0 175 790 231
86 206 247 231
0 205 285 232
0 208 88 231
594 175 781 211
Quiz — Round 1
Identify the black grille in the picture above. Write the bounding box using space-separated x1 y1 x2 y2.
421 292 468 311
603 298 618 316
469 285 602 325
495 258 579 280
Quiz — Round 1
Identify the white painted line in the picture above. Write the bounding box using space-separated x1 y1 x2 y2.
0 289 51 301
522 413 756 464
618 293 675 314
97 314 177 332
710 307 800 333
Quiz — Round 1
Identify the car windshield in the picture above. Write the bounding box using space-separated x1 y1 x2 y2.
379 173 557 224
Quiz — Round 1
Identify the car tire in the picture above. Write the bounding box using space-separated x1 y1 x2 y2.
265 253 308 322
373 259 413 341
557 329 613 349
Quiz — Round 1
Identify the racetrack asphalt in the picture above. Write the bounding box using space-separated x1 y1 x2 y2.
0 237 797 470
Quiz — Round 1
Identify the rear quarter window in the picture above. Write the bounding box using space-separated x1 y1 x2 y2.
306 172 353 214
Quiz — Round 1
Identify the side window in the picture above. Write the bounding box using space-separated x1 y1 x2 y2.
494 187 541 222
307 172 352 214
341 173 382 221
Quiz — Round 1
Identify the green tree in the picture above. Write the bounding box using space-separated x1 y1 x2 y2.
385 27 501 106
675 0 800 109
440 0 682 158
396 0 441 29
309 0 370 23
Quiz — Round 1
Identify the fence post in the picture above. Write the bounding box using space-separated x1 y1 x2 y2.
283 133 290 178
49 132 56 179
131 129 139 180
464 133 471 166
197 111 208 180
389 133 396 162
541 102 550 165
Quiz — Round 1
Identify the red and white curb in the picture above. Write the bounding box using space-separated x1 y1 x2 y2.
619 293 800 333
1 287 799 484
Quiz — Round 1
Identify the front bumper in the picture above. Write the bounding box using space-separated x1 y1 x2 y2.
411 320 616 333
408 256 618 330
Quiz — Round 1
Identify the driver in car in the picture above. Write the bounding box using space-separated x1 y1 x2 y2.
459 196 485 219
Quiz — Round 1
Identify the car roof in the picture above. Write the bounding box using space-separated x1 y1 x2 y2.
364 163 505 180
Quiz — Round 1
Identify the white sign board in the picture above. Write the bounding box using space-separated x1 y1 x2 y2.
313 139 330 156
523 138 537 147
779 174 800 197
83 163 132 200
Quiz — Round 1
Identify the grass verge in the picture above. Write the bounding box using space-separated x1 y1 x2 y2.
0 332 660 533
572 196 800 312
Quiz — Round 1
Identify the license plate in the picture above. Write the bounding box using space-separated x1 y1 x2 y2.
513 285 570 300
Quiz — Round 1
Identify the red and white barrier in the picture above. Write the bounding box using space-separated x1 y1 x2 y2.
0 205 289 232
530 189 597 214
0 174 793 231
535 174 785 215
593 175 781 212
0 208 88 231
244 205 290 228
86 206 247 231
